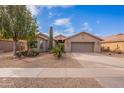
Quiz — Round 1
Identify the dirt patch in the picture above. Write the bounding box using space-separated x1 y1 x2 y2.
101 52 124 61
0 53 82 68
0 78 102 88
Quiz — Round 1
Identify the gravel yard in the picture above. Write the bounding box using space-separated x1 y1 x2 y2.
0 78 102 88
0 53 82 68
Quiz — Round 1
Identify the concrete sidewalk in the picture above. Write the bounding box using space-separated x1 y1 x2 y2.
0 68 124 78
0 67 124 87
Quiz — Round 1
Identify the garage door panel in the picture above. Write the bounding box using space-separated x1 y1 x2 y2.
71 42 94 52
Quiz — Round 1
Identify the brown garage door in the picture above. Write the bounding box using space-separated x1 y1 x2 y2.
71 42 94 52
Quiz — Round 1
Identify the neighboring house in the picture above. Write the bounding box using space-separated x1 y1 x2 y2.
101 33 124 53
54 34 66 44
64 32 102 52
37 33 49 52
0 39 27 52
37 32 56 52
37 33 66 52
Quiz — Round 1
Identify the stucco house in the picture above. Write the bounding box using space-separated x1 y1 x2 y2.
64 32 102 52
36 32 57 52
37 33 67 52
54 34 66 44
37 32 49 52
101 33 124 53
0 31 103 53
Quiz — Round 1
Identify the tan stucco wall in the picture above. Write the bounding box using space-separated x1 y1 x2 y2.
37 37 56 52
0 40 27 52
101 42 124 53
65 33 101 52
53 40 56 47
37 37 48 52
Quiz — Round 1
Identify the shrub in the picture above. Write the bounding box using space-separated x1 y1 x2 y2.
15 50 39 58
114 48 122 54
27 50 39 57
15 51 22 58
101 47 110 52
51 46 62 58
58 43 65 53
21 51 28 56
51 44 65 58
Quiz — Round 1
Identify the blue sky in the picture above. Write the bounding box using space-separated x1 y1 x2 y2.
27 5 124 36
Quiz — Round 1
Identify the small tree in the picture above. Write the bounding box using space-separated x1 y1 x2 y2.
26 19 38 51
51 43 65 58
48 26 53 50
0 5 38 55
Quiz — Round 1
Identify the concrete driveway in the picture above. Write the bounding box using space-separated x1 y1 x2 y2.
72 53 124 88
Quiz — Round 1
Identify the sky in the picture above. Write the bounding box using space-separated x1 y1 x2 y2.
27 5 124 36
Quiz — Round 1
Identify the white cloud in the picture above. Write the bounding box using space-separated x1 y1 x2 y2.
37 21 42 31
54 18 71 26
54 28 75 36
83 22 89 26
48 12 62 18
53 30 65 36
27 5 40 16
27 5 74 17
52 25 75 36
42 5 56 9
65 27 74 33
53 18 75 36
60 5 74 8
96 20 100 24
42 5 74 9
49 12 53 16
48 12 53 18
81 22 92 32
64 27 75 36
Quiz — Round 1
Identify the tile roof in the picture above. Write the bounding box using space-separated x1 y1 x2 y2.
37 32 49 40
65 32 103 41
54 34 66 41
102 33 124 42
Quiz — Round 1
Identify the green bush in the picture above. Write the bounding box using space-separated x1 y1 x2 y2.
51 44 64 58
58 43 65 53
15 50 39 58
15 52 22 58
21 51 28 56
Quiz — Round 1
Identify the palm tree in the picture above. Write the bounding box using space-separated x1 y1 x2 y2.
0 5 38 55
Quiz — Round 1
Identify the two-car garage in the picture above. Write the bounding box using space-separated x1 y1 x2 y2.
71 42 94 52
64 32 102 53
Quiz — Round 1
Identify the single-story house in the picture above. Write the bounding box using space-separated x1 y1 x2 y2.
101 33 124 53
64 32 102 52
37 33 49 52
36 32 56 52
0 39 27 52
54 34 66 44
0 31 103 53
37 33 67 52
